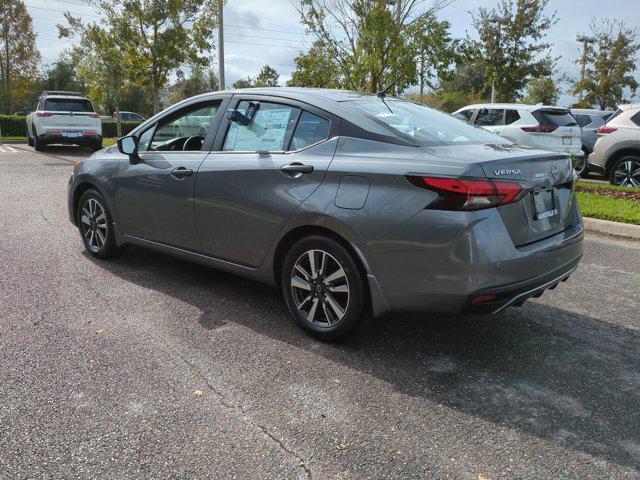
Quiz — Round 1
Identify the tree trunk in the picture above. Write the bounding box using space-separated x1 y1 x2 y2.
115 105 122 138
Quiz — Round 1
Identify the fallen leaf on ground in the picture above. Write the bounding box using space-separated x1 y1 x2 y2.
194 390 204 397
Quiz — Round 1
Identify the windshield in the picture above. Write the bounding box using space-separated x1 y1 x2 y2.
347 100 509 146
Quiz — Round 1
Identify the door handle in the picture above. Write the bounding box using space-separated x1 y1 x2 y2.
171 167 193 179
279 162 314 176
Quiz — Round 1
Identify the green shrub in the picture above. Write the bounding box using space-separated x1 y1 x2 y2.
0 115 28 137
101 120 142 138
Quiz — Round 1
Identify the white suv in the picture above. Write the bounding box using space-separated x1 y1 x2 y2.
26 91 102 151
452 104 584 158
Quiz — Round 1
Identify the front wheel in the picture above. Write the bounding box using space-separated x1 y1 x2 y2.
280 235 365 341
575 155 589 177
609 156 640 187
76 189 122 259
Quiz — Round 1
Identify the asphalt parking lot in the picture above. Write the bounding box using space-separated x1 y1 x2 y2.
1 144 639 479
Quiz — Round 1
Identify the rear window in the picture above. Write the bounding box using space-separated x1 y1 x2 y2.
44 98 94 112
574 114 592 128
631 112 640 127
532 109 577 127
347 100 509 146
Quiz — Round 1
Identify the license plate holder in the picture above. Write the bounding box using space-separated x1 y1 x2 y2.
532 188 558 221
562 136 572 145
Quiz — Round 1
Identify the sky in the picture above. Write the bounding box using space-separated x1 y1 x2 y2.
26 0 640 106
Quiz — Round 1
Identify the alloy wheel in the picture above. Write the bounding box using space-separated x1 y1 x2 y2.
80 198 108 252
290 249 350 327
613 159 640 187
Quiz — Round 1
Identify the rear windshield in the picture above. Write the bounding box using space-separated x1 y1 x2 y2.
44 98 94 112
533 109 577 127
347 100 508 146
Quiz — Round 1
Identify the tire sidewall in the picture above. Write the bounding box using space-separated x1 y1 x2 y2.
609 155 640 186
280 235 365 341
76 189 117 259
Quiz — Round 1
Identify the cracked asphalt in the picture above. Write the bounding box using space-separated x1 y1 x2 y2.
1 144 639 479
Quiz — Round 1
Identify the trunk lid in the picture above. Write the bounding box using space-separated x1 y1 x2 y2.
424 143 576 246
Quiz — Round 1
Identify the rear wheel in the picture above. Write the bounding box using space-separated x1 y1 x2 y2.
76 189 122 259
609 156 640 187
575 151 589 177
281 235 365 341
32 124 45 151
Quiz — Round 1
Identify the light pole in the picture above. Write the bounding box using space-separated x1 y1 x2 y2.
576 35 596 102
489 15 504 103
217 0 225 90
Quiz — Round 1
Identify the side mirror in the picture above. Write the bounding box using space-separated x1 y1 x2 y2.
117 135 140 162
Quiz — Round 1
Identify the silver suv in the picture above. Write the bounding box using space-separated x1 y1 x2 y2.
587 104 640 186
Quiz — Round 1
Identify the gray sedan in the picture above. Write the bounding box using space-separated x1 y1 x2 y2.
67 88 584 340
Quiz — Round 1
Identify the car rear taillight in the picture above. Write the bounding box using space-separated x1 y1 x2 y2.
37 111 55 117
407 176 527 211
597 126 617 134
83 131 96 135
86 113 100 118
521 124 558 133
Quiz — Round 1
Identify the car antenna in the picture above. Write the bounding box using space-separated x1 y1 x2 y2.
376 74 404 113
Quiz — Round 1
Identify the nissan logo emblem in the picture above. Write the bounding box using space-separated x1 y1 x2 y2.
550 164 559 179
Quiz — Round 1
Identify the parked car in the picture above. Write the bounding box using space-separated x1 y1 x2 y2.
26 91 102 151
570 108 614 176
587 104 640 187
452 104 584 160
68 88 583 340
113 111 145 122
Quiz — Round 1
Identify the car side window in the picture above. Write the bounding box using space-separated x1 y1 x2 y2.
574 114 591 128
631 112 640 127
223 101 300 152
453 109 474 123
474 109 504 126
291 111 330 150
138 126 155 152
505 109 521 125
147 102 220 151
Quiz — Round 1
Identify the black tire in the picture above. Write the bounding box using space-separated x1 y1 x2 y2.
608 155 640 187
27 128 34 147
575 152 589 177
280 235 365 341
76 189 123 259
32 124 45 151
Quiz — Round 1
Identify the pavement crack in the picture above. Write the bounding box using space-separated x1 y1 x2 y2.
173 350 313 480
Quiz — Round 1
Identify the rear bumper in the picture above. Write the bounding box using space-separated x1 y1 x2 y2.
360 204 584 316
38 129 102 145
463 255 581 313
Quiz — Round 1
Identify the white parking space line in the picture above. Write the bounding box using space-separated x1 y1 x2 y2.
0 144 19 153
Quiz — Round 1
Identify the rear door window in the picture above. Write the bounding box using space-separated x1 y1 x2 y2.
474 109 504 126
533 110 578 127
574 114 592 128
44 98 94 112
223 101 300 152
453 109 474 122
631 112 640 127
291 111 330 150
505 109 521 125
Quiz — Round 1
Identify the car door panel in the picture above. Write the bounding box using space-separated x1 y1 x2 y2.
194 95 340 267
111 97 229 251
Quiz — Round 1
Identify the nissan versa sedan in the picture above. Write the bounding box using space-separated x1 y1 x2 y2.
68 88 584 340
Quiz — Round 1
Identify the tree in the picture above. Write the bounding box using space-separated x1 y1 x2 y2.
572 19 639 110
288 41 342 88
43 52 84 92
408 15 459 101
253 65 279 87
294 0 452 93
62 0 219 114
167 65 219 104
470 0 558 102
232 78 253 89
523 76 561 105
0 0 40 114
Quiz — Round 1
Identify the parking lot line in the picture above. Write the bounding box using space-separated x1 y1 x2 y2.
0 144 18 153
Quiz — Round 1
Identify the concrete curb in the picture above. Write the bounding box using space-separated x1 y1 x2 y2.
0 140 27 144
583 217 640 241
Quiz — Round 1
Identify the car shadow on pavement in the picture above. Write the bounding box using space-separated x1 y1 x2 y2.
17 144 94 161
88 245 640 471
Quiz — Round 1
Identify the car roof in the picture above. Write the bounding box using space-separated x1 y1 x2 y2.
618 104 640 111
457 103 568 112
40 91 87 99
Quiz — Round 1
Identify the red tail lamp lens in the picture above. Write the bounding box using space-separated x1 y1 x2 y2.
597 126 617 134
521 125 558 133
409 176 526 211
